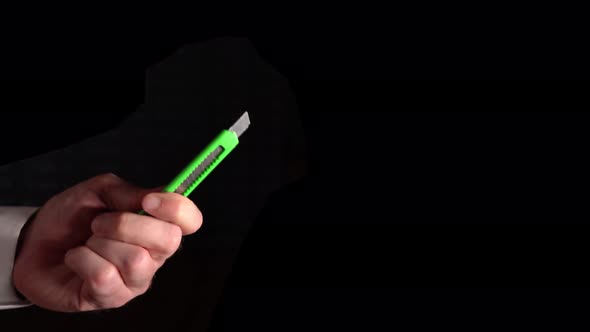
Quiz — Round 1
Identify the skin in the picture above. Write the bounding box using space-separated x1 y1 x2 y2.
11 173 203 312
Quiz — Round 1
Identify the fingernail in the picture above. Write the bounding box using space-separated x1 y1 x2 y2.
144 195 161 211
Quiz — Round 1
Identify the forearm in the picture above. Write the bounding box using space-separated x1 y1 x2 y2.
0 206 37 309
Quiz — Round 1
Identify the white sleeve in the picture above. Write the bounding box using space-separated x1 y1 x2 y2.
0 207 38 310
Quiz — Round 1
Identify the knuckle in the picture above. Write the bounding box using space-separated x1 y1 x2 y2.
61 194 77 208
78 190 98 206
61 188 93 207
89 266 118 292
103 295 130 310
102 172 120 181
122 247 151 274
112 298 129 309
94 173 121 186
137 279 154 295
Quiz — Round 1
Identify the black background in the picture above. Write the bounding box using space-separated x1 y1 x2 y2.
1 14 589 331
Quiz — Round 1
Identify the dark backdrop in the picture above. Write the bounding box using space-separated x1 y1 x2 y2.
1 19 589 332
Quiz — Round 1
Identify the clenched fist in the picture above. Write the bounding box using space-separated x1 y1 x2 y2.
12 173 203 312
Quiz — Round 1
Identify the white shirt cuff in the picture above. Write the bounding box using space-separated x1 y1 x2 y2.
0 207 38 310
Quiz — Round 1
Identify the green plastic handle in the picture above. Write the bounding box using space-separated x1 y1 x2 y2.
138 129 239 215
164 129 239 195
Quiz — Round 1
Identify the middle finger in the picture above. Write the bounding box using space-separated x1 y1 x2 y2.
86 235 156 291
91 212 183 262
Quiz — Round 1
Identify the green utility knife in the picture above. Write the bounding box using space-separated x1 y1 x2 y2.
138 111 250 214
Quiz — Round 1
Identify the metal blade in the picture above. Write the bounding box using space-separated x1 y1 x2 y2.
174 146 224 195
228 111 250 138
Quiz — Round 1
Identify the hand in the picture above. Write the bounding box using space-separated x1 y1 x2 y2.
12 173 203 312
